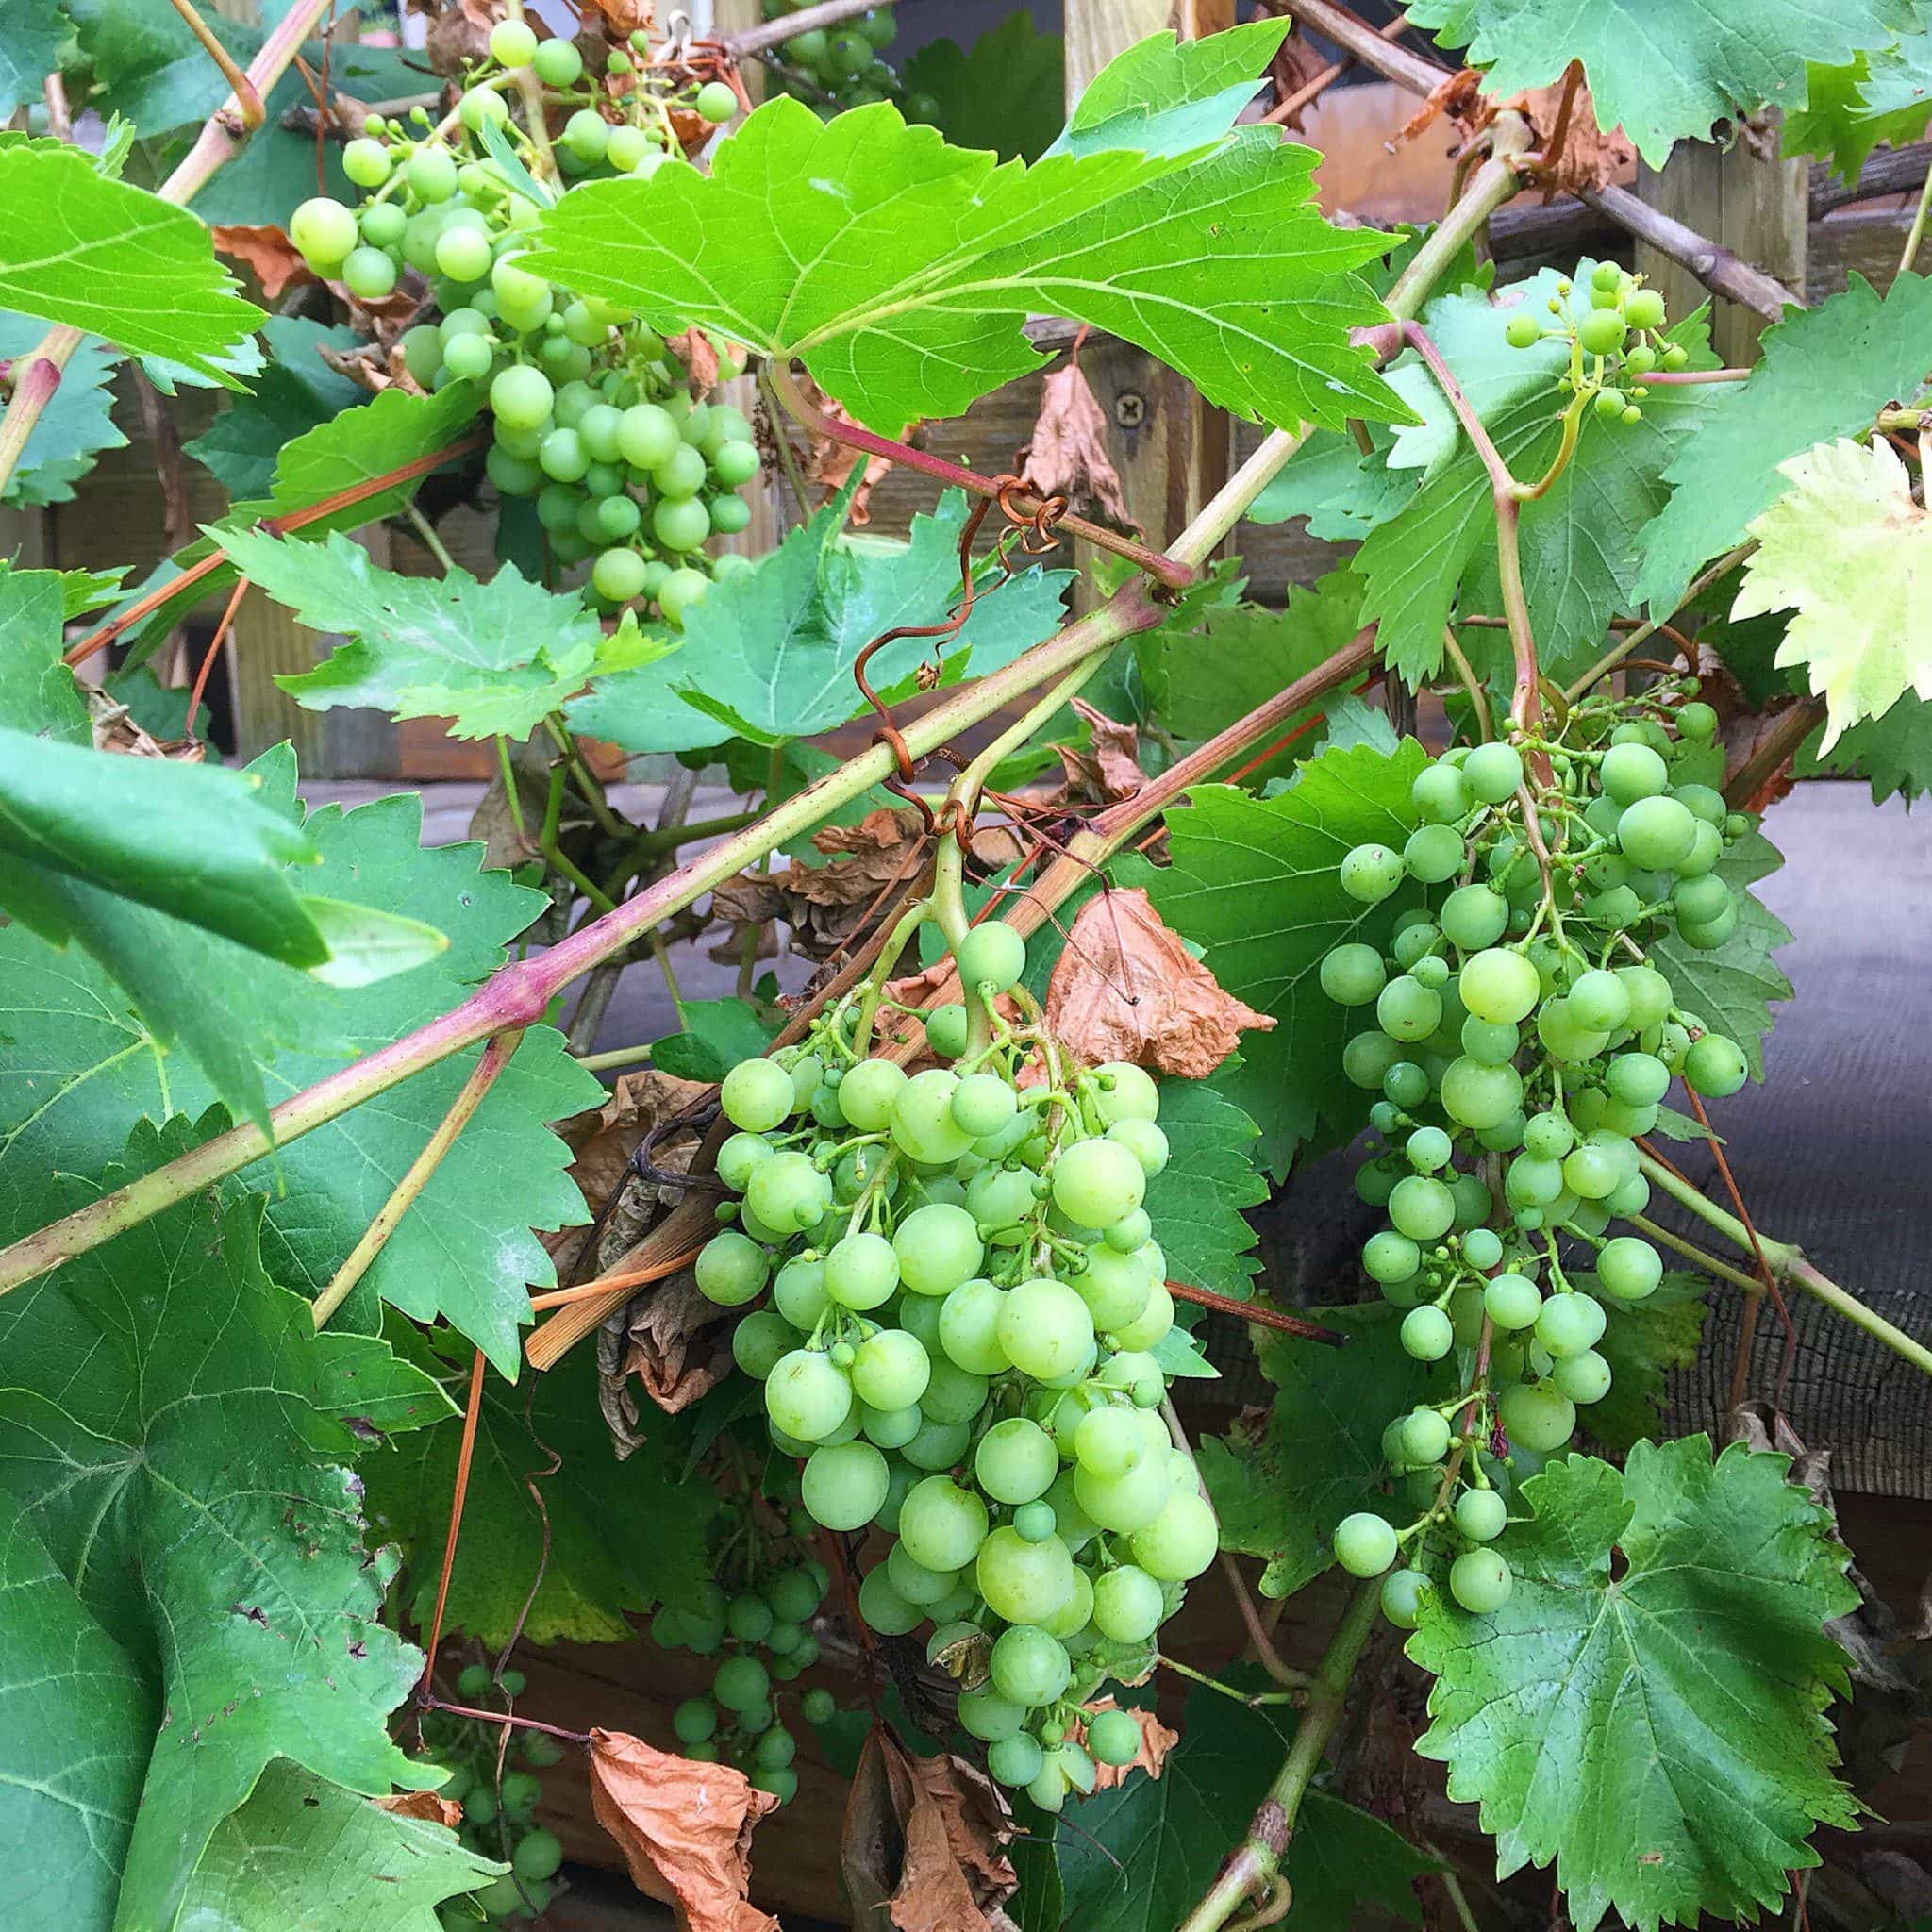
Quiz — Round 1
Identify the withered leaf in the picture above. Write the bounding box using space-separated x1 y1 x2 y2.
374 1790 464 1828
667 325 722 398
841 1729 1017 1932
1046 887 1274 1079
621 1268 733 1413
1391 67 1632 194
709 807 930 961
210 224 317 300
86 683 202 761
1054 696 1148 806
590 1728 780 1932
1268 28 1332 132
1020 359 1137 536
1077 1698 1180 1791
796 373 911 526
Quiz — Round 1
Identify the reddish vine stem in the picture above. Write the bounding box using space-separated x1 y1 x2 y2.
165 0 265 129
526 1247 703 1312
1168 1279 1347 1345
421 1698 591 1747
416 1349 488 1699
186 575 251 742
765 362 1195 590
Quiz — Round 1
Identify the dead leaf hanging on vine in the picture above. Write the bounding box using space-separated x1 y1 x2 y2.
793 374 912 525
1020 359 1138 536
210 224 315 300
1053 697 1148 806
589 1729 780 1932
1046 887 1274 1079
1077 1698 1180 1790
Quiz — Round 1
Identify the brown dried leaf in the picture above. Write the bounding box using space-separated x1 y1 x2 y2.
86 685 202 761
1045 886 1274 1079
841 1730 1017 1932
210 224 316 301
1077 1699 1179 1791
589 1729 779 1932
1020 360 1137 537
1268 27 1331 133
1054 697 1147 806
666 325 721 398
374 1790 464 1828
623 1271 733 1413
425 6 491 75
1515 78 1634 194
586 0 657 41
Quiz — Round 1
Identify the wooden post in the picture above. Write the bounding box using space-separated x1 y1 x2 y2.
1064 0 1234 603
1636 112 1807 363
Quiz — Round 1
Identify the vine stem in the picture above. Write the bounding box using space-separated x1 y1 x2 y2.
0 0 337 504
1634 1148 1932 1377
310 1029 525 1330
166 0 265 129
1174 1580 1383 1932
0 98 1529 1304
1560 542 1753 701
719 0 903 58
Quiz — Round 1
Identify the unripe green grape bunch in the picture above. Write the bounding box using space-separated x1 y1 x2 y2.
1502 258 1686 425
649 1458 836 1805
691 913 1214 1814
413 1667 566 1928
289 26 757 633
1319 682 1754 1625
758 0 942 125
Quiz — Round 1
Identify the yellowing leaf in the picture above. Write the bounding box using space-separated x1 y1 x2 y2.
1734 436 1932 751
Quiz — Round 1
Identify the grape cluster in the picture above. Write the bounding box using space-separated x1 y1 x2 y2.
649 1465 836 1805
690 916 1211 1812
418 1665 564 1927
1504 260 1685 424
758 2 938 122
1318 687 1754 1621
288 23 756 629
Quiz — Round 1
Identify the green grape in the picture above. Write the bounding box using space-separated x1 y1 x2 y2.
1441 884 1508 951
694 1230 768 1307
1454 1487 1507 1541
651 494 709 551
1441 1057 1524 1131
1375 975 1442 1043
937 1278 1013 1375
973 1415 1056 1504
1683 1032 1747 1098
1403 823 1464 884
1461 741 1524 804
1339 843 1405 904
1459 948 1540 1024
721 1058 792 1132
727 1591 774 1642
1535 1290 1606 1358
660 565 712 626
1087 1708 1142 1768
1484 1272 1541 1330
835 1058 906 1132
1333 1510 1398 1577
1052 1138 1145 1228
802 1439 890 1530
1505 311 1542 348
923 1004 970 1058
1089 1562 1162 1642
1567 968 1630 1032
850 1326 929 1409
823 1231 899 1311
1498 1379 1575 1451
951 1072 1016 1137
997 1276 1095 1381
1597 1234 1662 1300
696 79 741 123
976 1524 1075 1623
893 1199 982 1294
618 401 680 470
858 1563 923 1635
490 363 555 432
1380 1567 1431 1628
1072 1244 1154 1330
732 1309 796 1379
1601 741 1669 804
1462 1225 1504 1270
1553 1348 1612 1404
991 1625 1071 1707
1449 1547 1513 1612
746 1151 832 1234
1401 1305 1454 1360
891 1072 976 1166
765 1349 853 1441
1389 1175 1457 1242
713 1655 770 1712
591 546 648 602
989 1733 1045 1789
1108 1118 1169 1178
1617 794 1697 869
954 920 1027 994
1319 942 1386 1007
898 1475 989 1572
1401 1406 1453 1463
919 1357 989 1425
860 1402 921 1448
1131 1490 1217 1581
801 1686 838 1725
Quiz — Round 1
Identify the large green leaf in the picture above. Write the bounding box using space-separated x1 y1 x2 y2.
224 528 613 741
1141 1074 1268 1297
1648 827 1791 1079
1056 1677 1433 1932
1408 1439 1859 1932
900 15 1065 163
1149 739 1428 1173
0 1487 150 1931
1635 274 1932 614
364 1330 713 1647
0 759 601 1375
0 307 127 507
0 1126 440 1932
1804 690 1932 802
0 2 65 119
525 48 1398 434
1406 0 1905 166
1047 20 1288 158
120 380 486 670
178 1761 502 1932
1353 269 1723 687
1198 1305 1442 1598
182 316 365 500
567 490 1073 753
1787 24 1932 177
0 143 261 380
0 564 92 739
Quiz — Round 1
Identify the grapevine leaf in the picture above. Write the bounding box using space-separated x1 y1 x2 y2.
0 308 127 507
1353 268 1723 687
1649 826 1792 1078
1141 1074 1268 1297
1636 274 1932 613
1405 0 1905 166
1584 1272 1707 1456
0 1124 437 1932
1141 569 1367 786
1057 1676 1432 1932
179 1761 504 1932
1408 1439 1860 1932
650 996 781 1083
0 2 65 120
1803 691 1932 801
566 491 1072 753
525 83 1400 434
1047 20 1288 158
118 380 486 671
900 16 1066 163
1789 24 1932 177
1149 739 1428 1173
1197 1305 1441 1598
363 1330 713 1647
182 315 366 499
0 1487 149 1932
0 765 600 1375
1733 436 1932 751
221 527 609 741
0 564 91 740
0 143 261 380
